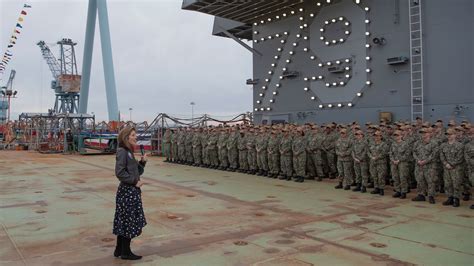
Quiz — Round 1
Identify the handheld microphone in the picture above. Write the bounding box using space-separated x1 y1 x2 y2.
140 144 145 156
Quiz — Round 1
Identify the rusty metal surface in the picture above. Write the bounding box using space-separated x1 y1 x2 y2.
0 151 473 265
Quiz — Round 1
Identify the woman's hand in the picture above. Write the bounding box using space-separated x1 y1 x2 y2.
136 180 144 188
140 153 148 163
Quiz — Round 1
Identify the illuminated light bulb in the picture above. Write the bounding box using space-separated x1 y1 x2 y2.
324 21 329 25
286 59 291 63
296 34 301 38
289 51 294 55
254 31 258 34
319 105 324 108
260 20 264 24
365 32 370 36
332 40 337 44
340 81 345 85
311 96 316 100
262 86 267 89
320 36 325 40
310 13 315 17
267 18 272 22
366 68 371 73
345 66 351 70
326 83 330 87
365 7 370 11
299 26 304 29
331 19 336 23
254 22 258 26
259 93 264 97
265 78 270 82
277 48 282 52
336 60 341 64
256 100 261 104
345 21 350 26
311 56 316 60
365 19 370 24
270 99 274 103
254 108 258 111
266 107 271 111
366 44 371 48
254 40 258 43
284 31 289 35
366 56 371 60
320 28 325 32
268 71 273 74
312 76 316 80
337 103 342 107
355 0 360 3
318 75 323 79
339 16 344 21
304 77 309 81
357 92 362 97
348 103 353 107
345 74 351 78
304 87 309 91
339 38 344 42
303 36 308 40
299 17 304 21
273 91 277 95
303 24 308 27
283 13 287 17
275 34 280 37
332 82 337 86
345 58 351 63
291 10 295 14
276 83 281 87
260 107 264 111
303 48 308 52
281 40 286 44
268 36 273 39
299 8 304 12
318 63 323 67
276 15 280 19
279 76 283 79
274 56 279 59
261 38 265 41
317 2 321 6
345 30 350 35
282 67 287 71
271 63 275 67
366 81 372 85
327 62 332 66
327 0 331 3
328 104 333 108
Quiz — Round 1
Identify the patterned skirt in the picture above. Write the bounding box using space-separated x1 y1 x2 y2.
112 183 147 239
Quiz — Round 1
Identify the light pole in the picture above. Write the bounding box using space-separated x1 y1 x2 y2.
190 102 195 127
129 107 133 121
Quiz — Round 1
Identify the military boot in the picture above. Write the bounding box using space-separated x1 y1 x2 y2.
279 175 287 180
462 193 470 201
352 184 361 192
400 192 406 199
334 182 343 189
316 176 323 182
442 197 453 206
370 188 380 194
412 194 426 201
360 186 367 193
392 192 401 198
428 196 435 204
379 189 384 196
256 170 263 176
470 204 474 209
452 198 460 207
286 175 292 181
343 185 350 190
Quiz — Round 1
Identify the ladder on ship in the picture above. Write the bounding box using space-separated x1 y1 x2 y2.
409 0 424 121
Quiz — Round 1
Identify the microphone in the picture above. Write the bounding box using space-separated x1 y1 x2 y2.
140 144 145 156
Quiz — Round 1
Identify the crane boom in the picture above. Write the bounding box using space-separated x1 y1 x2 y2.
4 70 16 92
37 41 61 80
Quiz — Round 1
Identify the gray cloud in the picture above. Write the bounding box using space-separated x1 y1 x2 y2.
1 0 252 122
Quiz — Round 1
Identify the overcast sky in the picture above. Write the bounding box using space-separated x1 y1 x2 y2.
0 0 252 122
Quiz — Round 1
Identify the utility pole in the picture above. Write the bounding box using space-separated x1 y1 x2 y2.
190 101 195 127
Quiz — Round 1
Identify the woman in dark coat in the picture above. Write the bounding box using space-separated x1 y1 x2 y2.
113 127 147 260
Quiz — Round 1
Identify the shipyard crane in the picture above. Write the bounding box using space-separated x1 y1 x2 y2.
0 69 17 123
37 39 81 114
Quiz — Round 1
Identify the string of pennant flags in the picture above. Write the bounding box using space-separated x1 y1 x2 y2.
0 3 32 76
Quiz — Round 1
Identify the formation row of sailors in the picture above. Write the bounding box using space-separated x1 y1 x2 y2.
161 119 473 208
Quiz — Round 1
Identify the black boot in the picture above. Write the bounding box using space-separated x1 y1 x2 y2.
316 176 322 182
360 186 367 193
343 185 351 190
379 189 384 196
121 237 142 260
412 194 426 202
400 192 406 199
352 184 361 192
470 204 474 209
452 197 460 207
294 176 301 182
442 197 453 206
392 192 401 198
257 170 263 176
428 196 435 204
462 193 470 201
370 188 380 194
367 183 374 188
114 235 122 257
279 175 287 180
286 175 292 181
299 176 305 183
335 182 343 189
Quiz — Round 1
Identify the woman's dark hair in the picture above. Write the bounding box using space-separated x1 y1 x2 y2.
118 127 136 151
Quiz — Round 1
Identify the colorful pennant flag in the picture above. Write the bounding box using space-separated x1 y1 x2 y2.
18 17 24 22
16 23 23 28
21 10 27 15
7 45 13 48
15 30 20 34
24 4 32 8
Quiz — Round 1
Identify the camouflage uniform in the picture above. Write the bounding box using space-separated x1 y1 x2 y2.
207 132 219 167
218 131 229 169
292 134 307 179
279 135 293 178
413 139 439 198
246 133 257 172
440 141 465 199
305 130 316 178
368 140 389 190
352 138 369 187
238 132 249 171
389 139 412 193
185 131 194 163
465 139 474 196
323 131 338 178
162 129 171 160
177 130 186 162
227 131 239 170
192 131 202 165
308 132 326 180
335 135 354 187
171 130 177 162
256 133 269 174
201 130 209 166
267 133 281 176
